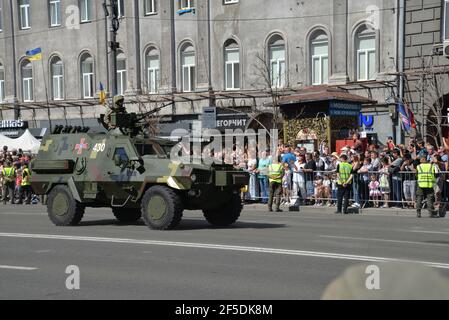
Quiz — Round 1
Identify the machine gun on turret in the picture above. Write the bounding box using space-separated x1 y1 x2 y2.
99 101 175 137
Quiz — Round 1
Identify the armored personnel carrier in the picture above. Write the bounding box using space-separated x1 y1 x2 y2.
31 113 249 230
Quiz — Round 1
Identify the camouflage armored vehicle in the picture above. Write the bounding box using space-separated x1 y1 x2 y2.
31 113 249 230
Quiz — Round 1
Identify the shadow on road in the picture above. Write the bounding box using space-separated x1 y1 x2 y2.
78 218 286 230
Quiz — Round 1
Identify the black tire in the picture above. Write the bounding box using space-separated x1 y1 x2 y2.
112 208 142 223
47 185 85 226
141 186 183 230
203 194 242 227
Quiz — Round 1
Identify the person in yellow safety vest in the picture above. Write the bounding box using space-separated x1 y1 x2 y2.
335 154 354 214
1 161 16 205
416 156 438 218
267 161 284 212
17 163 32 205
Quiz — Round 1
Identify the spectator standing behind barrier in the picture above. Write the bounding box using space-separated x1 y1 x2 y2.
335 154 353 214
431 154 444 216
357 157 373 208
370 151 381 171
389 149 404 208
416 156 438 218
292 156 307 206
247 157 259 201
369 174 381 208
1 161 16 205
351 155 362 209
379 158 391 208
267 161 284 212
401 153 417 209
256 151 271 204
303 153 317 203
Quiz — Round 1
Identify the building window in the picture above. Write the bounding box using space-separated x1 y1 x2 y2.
81 54 94 98
443 0 449 41
19 0 31 30
181 45 195 92
51 57 64 100
145 48 159 93
117 0 124 17
49 0 61 26
224 41 240 90
224 0 239 4
179 0 194 9
268 36 286 88
311 32 329 85
80 0 91 22
0 1 3 32
21 60 33 102
117 53 127 95
145 0 156 15
356 29 376 81
0 63 4 102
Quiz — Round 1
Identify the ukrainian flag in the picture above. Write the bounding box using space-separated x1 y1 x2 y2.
26 47 42 61
99 82 106 105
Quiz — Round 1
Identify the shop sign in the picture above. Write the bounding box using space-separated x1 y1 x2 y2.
0 119 28 129
329 101 361 116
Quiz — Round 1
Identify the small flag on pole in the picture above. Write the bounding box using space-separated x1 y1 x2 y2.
398 103 414 132
26 47 42 61
99 82 106 105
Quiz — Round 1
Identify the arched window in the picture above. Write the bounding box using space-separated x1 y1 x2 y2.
117 53 127 95
51 56 64 100
224 40 240 90
0 63 4 102
268 35 286 88
145 47 159 93
181 43 195 92
310 32 329 85
355 27 376 81
80 53 94 98
21 59 33 102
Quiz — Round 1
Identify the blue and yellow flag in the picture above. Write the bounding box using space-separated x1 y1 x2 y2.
99 82 106 105
26 47 42 61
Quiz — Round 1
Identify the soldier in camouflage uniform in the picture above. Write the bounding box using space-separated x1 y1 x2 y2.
104 95 127 130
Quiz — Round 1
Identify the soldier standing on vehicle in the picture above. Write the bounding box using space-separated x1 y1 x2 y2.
17 163 32 205
1 161 16 204
335 154 353 214
416 155 438 218
267 160 284 212
104 95 127 130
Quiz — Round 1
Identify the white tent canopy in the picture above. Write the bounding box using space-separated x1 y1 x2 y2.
0 129 41 154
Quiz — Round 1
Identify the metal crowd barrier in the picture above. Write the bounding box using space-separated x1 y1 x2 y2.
243 170 449 215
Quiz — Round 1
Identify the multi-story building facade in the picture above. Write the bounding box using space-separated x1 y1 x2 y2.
404 0 449 146
0 0 399 145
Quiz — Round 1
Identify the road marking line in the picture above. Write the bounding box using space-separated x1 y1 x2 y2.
1 232 449 269
319 235 449 247
0 265 38 271
403 230 449 235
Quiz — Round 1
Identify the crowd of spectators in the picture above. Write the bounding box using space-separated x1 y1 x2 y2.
237 134 449 212
0 146 37 204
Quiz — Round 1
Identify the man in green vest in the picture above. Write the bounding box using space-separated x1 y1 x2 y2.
1 162 16 205
17 163 32 205
416 156 437 218
267 161 284 212
335 154 353 214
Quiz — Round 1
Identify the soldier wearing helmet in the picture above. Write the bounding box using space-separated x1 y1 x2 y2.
104 95 127 130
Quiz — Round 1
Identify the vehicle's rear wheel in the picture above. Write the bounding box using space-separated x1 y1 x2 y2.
112 208 142 223
47 185 85 226
203 194 242 227
141 186 183 230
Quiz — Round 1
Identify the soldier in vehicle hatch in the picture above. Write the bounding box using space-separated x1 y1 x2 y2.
104 95 127 130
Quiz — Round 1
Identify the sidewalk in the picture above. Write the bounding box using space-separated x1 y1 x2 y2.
243 202 439 216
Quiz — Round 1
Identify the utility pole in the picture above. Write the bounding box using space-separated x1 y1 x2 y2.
104 0 120 97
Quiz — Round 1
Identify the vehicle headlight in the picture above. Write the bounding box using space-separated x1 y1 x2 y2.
190 174 197 182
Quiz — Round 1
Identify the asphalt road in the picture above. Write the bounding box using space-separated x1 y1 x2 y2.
1 204 449 300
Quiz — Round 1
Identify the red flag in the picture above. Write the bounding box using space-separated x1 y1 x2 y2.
406 104 417 129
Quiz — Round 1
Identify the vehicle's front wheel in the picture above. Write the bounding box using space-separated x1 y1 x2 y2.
47 185 85 226
141 186 183 230
112 208 142 223
203 194 242 227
